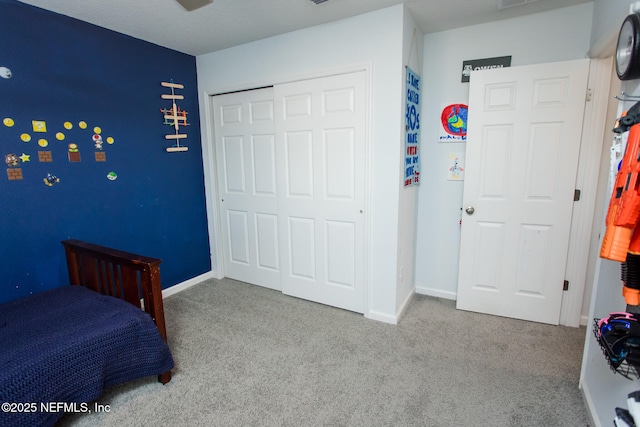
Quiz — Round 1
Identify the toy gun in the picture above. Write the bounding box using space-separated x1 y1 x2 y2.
601 102 640 305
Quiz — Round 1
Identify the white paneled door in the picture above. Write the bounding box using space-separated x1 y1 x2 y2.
456 59 589 325
213 87 281 290
275 72 366 313
213 71 367 313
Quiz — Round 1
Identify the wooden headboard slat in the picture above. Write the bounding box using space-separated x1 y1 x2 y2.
101 261 119 299
81 255 100 293
121 265 142 309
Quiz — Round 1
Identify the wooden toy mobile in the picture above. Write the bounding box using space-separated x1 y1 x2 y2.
161 81 188 152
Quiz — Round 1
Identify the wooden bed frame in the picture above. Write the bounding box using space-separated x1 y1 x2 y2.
61 239 172 384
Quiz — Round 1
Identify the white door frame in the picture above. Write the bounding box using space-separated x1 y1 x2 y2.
199 62 373 315
561 57 614 327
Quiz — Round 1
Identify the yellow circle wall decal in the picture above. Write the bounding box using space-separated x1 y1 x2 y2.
93 126 102 134
56 132 65 140
64 121 73 130
20 133 31 142
106 136 114 144
79 121 87 129
3 118 14 127
38 139 48 147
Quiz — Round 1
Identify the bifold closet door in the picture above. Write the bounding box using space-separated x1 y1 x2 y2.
274 71 366 313
213 87 282 291
212 71 367 313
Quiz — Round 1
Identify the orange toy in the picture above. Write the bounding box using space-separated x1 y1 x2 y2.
600 102 640 306
601 103 640 262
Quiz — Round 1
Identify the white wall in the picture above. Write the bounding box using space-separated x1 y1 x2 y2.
396 9 423 316
415 3 594 301
589 0 633 57
196 5 410 322
581 2 640 425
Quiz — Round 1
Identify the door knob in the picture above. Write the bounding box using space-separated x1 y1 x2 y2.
465 206 475 215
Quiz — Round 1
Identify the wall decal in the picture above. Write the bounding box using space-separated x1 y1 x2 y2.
6 114 115 177
38 151 52 162
107 171 117 181
93 134 103 149
43 173 60 186
67 143 80 162
5 153 19 167
0 67 12 79
6 153 22 181
31 120 46 133
161 80 189 152
7 169 22 180
9 115 116 168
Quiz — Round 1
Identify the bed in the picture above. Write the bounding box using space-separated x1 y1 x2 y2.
0 239 174 427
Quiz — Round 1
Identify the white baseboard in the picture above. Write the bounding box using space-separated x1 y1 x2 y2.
365 290 416 325
366 310 398 325
396 289 415 321
580 381 601 427
162 271 216 299
415 285 457 301
580 314 589 327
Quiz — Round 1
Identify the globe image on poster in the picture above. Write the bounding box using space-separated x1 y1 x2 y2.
441 104 468 137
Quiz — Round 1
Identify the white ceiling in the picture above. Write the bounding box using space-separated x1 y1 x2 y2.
19 0 593 56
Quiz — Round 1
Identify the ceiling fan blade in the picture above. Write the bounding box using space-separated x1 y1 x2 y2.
176 0 213 11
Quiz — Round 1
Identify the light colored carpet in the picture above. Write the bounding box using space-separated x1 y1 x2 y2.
57 278 590 426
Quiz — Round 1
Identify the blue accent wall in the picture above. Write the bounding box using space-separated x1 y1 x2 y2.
0 0 211 304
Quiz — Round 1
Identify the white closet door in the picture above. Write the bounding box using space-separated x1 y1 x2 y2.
213 87 281 290
274 71 366 313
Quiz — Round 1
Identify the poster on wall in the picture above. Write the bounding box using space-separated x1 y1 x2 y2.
404 67 420 187
439 103 468 142
447 152 465 181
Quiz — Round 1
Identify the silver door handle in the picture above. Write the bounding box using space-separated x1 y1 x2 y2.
465 206 475 215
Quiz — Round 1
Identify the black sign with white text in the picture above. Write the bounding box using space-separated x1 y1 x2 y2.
461 56 512 82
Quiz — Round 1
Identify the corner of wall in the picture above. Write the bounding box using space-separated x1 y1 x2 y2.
395 4 424 315
415 283 457 301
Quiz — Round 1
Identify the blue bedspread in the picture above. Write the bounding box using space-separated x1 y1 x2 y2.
0 286 174 427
